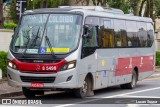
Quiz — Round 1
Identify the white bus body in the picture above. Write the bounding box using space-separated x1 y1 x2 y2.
7 6 155 98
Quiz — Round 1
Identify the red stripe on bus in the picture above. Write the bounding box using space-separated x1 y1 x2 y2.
13 59 66 73
115 56 154 76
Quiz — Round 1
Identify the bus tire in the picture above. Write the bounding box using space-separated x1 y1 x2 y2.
74 76 93 98
120 71 137 89
22 87 36 98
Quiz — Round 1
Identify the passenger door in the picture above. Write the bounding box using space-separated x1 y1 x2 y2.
96 18 117 88
79 17 99 89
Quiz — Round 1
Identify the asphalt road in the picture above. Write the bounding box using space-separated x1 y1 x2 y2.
1 76 160 107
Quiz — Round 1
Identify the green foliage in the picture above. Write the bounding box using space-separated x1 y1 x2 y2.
27 0 65 9
107 0 131 14
0 52 8 77
7 0 18 23
156 51 160 66
155 0 160 17
4 22 17 29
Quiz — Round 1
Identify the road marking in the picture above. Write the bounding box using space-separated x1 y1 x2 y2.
54 86 160 107
126 104 140 107
126 104 160 107
103 86 160 98
123 95 160 98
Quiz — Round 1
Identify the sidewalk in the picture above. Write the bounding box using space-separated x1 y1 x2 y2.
0 78 22 98
0 68 160 98
149 67 160 78
155 66 160 72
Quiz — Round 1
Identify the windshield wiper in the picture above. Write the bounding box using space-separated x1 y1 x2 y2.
29 27 40 48
39 14 55 58
23 27 40 56
45 35 55 57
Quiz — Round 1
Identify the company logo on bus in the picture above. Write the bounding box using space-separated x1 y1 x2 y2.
36 65 41 71
33 60 44 63
35 65 57 71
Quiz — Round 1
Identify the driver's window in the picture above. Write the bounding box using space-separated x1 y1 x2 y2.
84 16 99 47
83 27 98 47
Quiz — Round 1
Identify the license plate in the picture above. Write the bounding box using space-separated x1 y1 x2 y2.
31 82 44 88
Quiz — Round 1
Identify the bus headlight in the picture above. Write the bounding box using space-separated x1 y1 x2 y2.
60 60 76 71
7 60 18 70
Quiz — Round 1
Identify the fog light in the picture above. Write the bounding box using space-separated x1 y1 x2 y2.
8 74 12 80
66 75 73 81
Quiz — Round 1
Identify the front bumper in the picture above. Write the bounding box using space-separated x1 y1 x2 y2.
7 67 79 89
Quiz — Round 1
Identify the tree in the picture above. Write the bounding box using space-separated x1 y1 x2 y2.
139 0 146 16
0 0 3 28
155 0 160 17
7 0 18 23
129 0 141 16
107 0 131 14
5 0 159 25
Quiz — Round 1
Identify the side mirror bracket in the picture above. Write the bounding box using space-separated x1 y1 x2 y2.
83 24 99 39
83 25 92 39
13 27 17 32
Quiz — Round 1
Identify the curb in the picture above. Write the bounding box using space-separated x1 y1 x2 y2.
150 74 160 78
0 91 23 98
149 72 160 78
0 29 13 32
0 79 23 98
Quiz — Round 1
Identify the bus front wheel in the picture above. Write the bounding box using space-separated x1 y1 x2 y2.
74 76 94 98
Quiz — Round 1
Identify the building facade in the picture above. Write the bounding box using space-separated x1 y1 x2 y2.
155 18 160 51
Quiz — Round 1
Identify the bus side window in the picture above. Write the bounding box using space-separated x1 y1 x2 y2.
147 23 154 47
126 21 138 47
100 19 114 48
137 22 148 47
114 19 127 48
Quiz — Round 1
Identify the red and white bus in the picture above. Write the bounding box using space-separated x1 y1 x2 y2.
7 6 155 98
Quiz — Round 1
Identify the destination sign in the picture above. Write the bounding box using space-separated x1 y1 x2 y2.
23 14 76 24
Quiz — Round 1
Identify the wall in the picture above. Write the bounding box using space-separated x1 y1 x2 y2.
156 31 160 51
155 18 160 51
156 18 160 30
0 29 13 52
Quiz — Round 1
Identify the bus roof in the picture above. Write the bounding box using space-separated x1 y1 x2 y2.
24 6 153 23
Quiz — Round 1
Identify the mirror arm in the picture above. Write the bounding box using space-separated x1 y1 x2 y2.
13 27 17 32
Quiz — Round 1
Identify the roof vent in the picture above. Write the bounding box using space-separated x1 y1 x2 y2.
24 10 33 14
103 7 124 14
59 6 104 11
59 6 124 14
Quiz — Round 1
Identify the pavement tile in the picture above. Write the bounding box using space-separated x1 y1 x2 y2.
0 80 22 97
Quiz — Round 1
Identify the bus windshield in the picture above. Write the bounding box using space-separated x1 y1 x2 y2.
11 14 82 54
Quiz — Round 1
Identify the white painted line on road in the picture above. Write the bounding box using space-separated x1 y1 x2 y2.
103 86 160 98
123 95 160 98
54 104 75 107
126 104 140 107
127 104 160 107
54 86 160 107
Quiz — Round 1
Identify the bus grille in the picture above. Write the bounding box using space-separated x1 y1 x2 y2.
20 76 55 83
